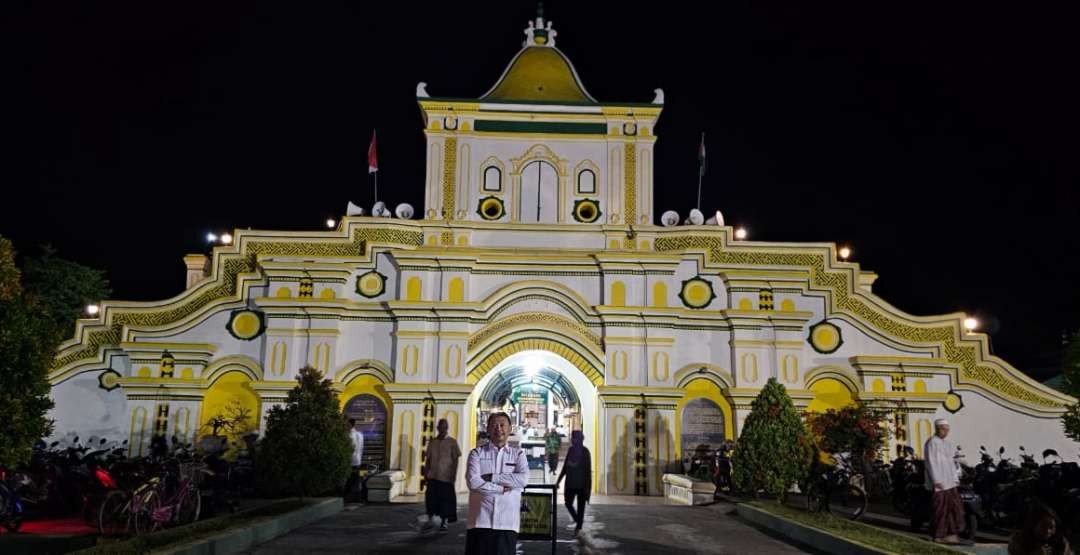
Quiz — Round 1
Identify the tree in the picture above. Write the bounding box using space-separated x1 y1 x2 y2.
1062 330 1080 442
256 366 353 497
1062 330 1080 397
732 378 813 499
202 398 255 438
0 237 56 468
804 401 890 468
1063 403 1080 443
21 245 111 340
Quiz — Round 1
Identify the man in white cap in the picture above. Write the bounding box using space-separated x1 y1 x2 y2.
924 419 964 544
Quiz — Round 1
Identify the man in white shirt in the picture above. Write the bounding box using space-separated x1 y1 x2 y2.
924 418 965 545
465 412 529 554
344 418 365 502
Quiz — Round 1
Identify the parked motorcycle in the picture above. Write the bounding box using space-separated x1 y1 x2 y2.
889 446 918 514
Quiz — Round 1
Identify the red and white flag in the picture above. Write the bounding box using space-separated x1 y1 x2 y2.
367 130 378 174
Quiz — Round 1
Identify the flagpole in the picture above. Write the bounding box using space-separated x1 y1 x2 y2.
370 129 378 206
696 132 704 210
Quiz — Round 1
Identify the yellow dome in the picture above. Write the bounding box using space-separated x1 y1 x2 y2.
482 47 595 103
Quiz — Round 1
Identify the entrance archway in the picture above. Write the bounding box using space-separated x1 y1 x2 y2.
200 371 260 458
337 364 394 469
468 349 598 490
806 377 857 413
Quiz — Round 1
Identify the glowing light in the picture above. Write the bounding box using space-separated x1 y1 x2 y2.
220 233 233 245
326 219 336 228
206 233 218 243
839 246 851 260
735 227 748 240
86 304 100 316
963 318 978 332
523 355 543 377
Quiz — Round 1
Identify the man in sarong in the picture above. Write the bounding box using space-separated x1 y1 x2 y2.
924 418 966 544
422 418 462 532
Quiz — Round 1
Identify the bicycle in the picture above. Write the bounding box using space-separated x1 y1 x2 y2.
862 459 893 501
98 460 203 536
145 461 203 532
97 477 157 536
805 453 868 520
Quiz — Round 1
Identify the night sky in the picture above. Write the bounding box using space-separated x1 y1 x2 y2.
2 3 1077 377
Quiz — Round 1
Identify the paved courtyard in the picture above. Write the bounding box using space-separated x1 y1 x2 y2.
246 498 812 554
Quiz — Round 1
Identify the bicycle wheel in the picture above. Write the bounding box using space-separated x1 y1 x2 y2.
133 489 161 535
830 484 868 520
177 484 201 525
805 482 827 513
98 490 131 536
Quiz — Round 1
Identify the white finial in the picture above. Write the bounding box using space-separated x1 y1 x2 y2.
546 21 557 47
416 82 429 98
524 21 535 47
652 88 665 104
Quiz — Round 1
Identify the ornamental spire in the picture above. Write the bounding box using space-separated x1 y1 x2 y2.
523 1 557 47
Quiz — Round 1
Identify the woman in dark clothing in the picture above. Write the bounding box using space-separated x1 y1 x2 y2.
556 430 592 533
1008 502 1073 555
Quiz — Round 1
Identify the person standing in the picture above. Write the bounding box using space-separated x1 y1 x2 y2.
422 418 462 532
465 412 529 554
924 419 965 545
556 430 591 534
344 418 365 502
545 428 561 475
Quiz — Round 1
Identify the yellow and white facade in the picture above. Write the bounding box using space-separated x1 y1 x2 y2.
49 13 1076 495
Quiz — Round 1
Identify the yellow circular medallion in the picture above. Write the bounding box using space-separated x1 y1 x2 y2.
228 310 265 340
98 369 121 391
943 391 964 413
679 277 715 309
808 321 843 354
356 271 386 298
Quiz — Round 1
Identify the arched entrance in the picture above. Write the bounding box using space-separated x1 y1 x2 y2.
675 377 735 473
468 349 598 489
200 370 260 457
806 377 857 413
344 393 389 468
337 364 394 470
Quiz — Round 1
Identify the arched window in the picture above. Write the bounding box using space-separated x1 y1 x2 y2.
577 169 596 194
519 160 558 223
483 166 502 192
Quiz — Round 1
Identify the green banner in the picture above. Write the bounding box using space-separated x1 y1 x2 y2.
519 492 553 540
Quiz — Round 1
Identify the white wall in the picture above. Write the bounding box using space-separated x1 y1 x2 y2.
49 372 128 442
